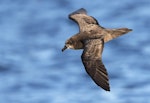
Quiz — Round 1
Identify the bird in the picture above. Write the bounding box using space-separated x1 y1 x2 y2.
62 8 132 91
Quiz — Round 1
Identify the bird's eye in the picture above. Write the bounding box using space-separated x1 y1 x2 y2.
68 41 73 45
69 42 73 44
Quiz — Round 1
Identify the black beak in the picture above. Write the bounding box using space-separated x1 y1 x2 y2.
62 45 67 52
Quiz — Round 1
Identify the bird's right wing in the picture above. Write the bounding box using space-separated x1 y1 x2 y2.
81 39 110 91
69 8 99 32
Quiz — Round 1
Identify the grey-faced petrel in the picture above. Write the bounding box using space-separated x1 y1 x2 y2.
62 8 132 91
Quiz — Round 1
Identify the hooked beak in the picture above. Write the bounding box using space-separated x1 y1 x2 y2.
62 45 67 52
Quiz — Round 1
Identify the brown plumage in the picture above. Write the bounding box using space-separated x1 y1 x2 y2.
62 8 132 91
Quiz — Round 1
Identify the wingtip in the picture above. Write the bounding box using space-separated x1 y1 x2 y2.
69 8 87 17
129 29 133 31
127 28 132 32
101 86 110 91
79 8 87 13
106 88 110 91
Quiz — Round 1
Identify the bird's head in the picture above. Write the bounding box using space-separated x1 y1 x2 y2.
62 39 75 52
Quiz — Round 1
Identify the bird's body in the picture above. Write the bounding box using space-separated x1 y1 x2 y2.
62 8 132 91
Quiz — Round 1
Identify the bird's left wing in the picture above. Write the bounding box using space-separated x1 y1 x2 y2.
81 39 110 91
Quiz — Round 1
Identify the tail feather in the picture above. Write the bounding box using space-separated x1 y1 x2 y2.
104 28 132 43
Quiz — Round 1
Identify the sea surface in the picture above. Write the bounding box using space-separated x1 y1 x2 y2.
0 0 150 103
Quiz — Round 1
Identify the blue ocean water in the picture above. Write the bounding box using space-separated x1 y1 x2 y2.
0 0 150 103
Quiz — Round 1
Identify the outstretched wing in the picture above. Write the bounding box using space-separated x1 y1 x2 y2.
69 8 99 31
81 39 110 91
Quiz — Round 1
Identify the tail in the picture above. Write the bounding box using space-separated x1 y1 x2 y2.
104 28 132 43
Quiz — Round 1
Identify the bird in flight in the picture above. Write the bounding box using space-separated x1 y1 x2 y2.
62 8 132 91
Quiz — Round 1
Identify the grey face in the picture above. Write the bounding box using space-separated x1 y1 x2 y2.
62 40 74 52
